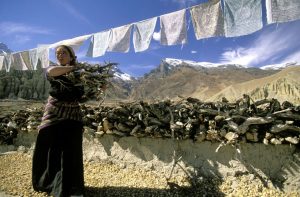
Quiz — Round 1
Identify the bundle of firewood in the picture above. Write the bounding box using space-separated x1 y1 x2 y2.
65 62 116 102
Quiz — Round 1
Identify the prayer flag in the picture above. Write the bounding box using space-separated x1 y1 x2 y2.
160 9 187 45
224 0 263 37
133 17 157 52
190 0 224 39
266 0 300 24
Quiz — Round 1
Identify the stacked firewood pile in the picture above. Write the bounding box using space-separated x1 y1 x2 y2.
1 95 300 145
81 95 300 145
0 107 43 144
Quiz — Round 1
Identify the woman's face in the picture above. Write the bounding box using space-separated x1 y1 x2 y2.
56 46 73 66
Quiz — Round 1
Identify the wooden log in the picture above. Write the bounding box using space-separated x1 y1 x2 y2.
270 124 300 134
238 117 274 134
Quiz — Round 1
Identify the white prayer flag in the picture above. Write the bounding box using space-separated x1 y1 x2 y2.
190 0 224 40
133 17 157 52
0 56 4 70
29 48 39 70
86 30 111 57
160 9 187 45
11 53 28 70
20 51 33 70
107 24 132 53
266 0 300 24
224 0 263 37
37 45 49 69
49 34 91 51
4 53 13 72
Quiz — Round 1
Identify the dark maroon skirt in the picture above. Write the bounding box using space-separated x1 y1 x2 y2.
32 120 84 197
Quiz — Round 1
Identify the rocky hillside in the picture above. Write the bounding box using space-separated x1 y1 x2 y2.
209 66 300 104
130 58 279 101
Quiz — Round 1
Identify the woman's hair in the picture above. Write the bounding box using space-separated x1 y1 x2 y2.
56 45 77 65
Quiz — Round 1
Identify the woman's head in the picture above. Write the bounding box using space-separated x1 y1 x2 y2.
55 45 77 66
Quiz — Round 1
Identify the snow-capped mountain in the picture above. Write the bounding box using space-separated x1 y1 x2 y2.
106 66 137 100
163 58 299 71
111 67 135 81
163 58 247 69
260 62 298 70
0 42 12 54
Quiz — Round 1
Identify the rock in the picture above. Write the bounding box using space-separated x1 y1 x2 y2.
95 131 104 138
285 137 299 144
208 120 216 130
206 130 220 141
112 129 128 137
105 129 113 134
17 145 26 153
145 126 157 133
97 125 103 132
270 138 282 145
130 125 141 135
245 132 259 142
196 132 206 142
7 121 17 129
220 129 227 137
265 132 272 140
226 120 239 133
103 118 113 132
116 123 131 132
225 132 238 143
215 115 225 122
91 122 98 127
285 120 294 125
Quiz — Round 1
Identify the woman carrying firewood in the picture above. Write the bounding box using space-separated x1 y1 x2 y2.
32 45 85 197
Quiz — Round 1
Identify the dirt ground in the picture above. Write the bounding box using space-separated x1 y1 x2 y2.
0 99 45 116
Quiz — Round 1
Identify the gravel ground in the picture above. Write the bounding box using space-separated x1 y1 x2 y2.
0 152 299 197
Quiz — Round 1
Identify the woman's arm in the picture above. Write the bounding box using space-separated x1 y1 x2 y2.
47 65 76 77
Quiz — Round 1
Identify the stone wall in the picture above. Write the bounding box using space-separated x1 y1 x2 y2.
2 131 298 192
82 134 299 192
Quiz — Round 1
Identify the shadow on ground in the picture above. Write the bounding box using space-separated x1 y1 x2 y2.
85 170 225 197
85 180 225 197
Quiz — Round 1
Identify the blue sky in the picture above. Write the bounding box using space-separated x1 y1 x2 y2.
1 0 300 77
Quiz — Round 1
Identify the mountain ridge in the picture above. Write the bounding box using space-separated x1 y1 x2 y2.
209 66 300 104
129 59 280 101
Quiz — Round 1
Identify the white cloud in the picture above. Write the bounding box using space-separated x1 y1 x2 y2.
220 47 258 66
191 50 197 54
13 35 31 45
0 22 54 35
219 23 300 67
280 50 300 64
